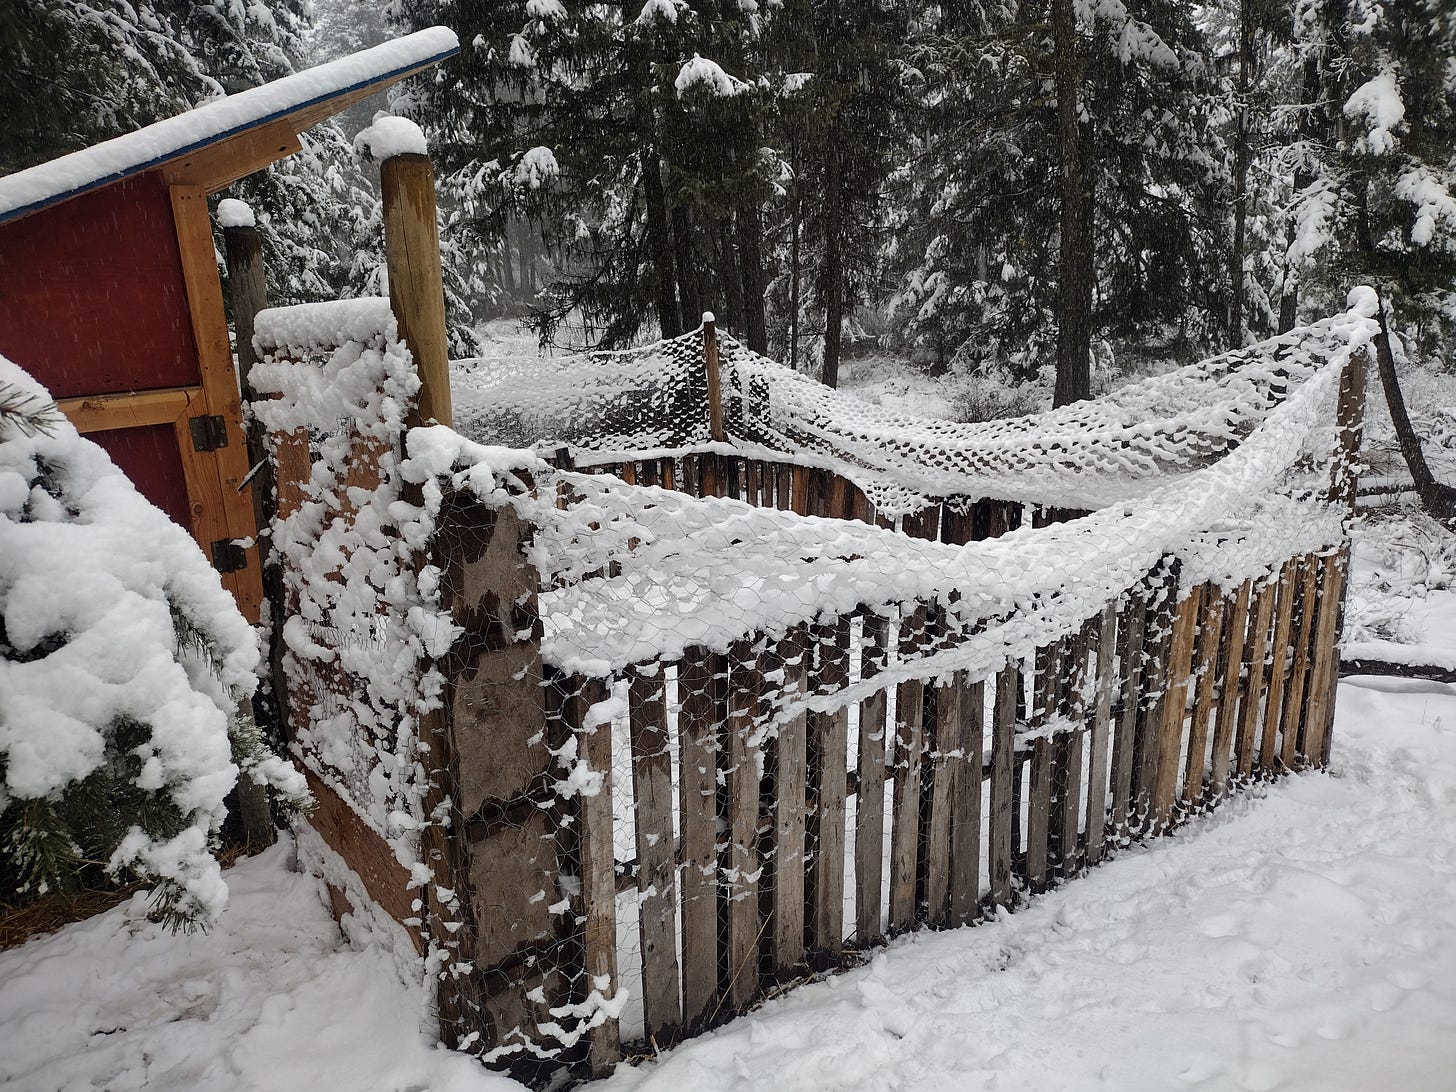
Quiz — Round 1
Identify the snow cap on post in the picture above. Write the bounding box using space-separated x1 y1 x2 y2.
355 114 429 161
702 310 715 324
216 198 255 229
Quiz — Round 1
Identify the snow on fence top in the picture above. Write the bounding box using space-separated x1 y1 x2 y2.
0 27 459 225
249 289 1374 852
453 289 1381 515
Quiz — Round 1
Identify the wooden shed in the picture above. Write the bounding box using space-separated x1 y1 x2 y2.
0 28 459 622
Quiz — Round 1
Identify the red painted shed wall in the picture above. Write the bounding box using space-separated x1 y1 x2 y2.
89 424 193 530
0 170 200 398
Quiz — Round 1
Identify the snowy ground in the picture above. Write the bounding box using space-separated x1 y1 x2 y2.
4 670 1456 1091
6 331 1454 1090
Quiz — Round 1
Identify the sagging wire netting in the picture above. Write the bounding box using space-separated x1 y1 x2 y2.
453 296 1379 515
252 287 1377 1081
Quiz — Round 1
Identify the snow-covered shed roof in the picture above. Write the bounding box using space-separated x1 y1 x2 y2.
0 26 459 227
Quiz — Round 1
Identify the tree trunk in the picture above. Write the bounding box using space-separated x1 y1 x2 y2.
1374 292 1456 525
820 133 844 389
641 145 681 338
736 206 768 353
1053 0 1092 407
672 205 702 326
789 148 803 370
718 217 744 336
1230 0 1255 344
1278 56 1321 333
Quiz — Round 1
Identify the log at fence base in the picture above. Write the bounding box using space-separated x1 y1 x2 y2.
988 665 1019 908
855 613 891 945
677 651 720 1030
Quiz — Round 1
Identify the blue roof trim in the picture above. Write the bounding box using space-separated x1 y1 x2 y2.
0 43 458 228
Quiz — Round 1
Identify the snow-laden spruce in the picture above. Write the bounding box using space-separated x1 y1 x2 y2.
0 357 306 927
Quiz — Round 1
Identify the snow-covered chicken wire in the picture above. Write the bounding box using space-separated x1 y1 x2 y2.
250 287 1374 1080
0 356 304 928
453 291 1382 516
250 298 448 875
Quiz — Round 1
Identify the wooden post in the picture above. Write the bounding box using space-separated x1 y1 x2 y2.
703 313 726 442
381 151 452 428
220 210 277 851
1329 346 1371 511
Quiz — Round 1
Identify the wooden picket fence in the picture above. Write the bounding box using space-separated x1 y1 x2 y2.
515 453 1352 1075
261 320 1367 1087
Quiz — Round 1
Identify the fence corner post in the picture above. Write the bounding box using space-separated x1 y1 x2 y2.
1328 344 1370 511
381 149 452 429
221 204 279 851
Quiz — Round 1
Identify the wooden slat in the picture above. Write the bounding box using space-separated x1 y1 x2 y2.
1209 580 1252 799
1085 606 1118 866
57 385 204 433
676 649 719 1030
888 608 927 931
1110 588 1147 840
724 639 762 1011
1053 625 1091 878
988 665 1019 908
1259 559 1300 771
772 627 809 975
854 612 891 945
1235 579 1278 777
808 621 850 954
572 676 621 1072
1281 558 1320 768
1134 565 1178 831
1183 585 1226 809
1153 584 1202 831
1303 552 1346 765
628 666 681 1038
950 676 985 923
1025 639 1062 891
924 663 958 925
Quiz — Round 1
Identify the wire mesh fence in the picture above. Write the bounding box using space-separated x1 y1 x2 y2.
249 291 1373 1086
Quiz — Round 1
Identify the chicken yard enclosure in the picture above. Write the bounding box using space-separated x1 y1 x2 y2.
253 289 1374 1084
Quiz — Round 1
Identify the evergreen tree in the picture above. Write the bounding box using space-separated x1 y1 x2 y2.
889 2 1229 391
1271 0 1456 358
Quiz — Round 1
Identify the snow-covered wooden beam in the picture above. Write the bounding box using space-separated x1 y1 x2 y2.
0 27 460 226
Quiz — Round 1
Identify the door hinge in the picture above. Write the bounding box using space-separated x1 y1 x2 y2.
189 414 229 452
210 539 248 573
